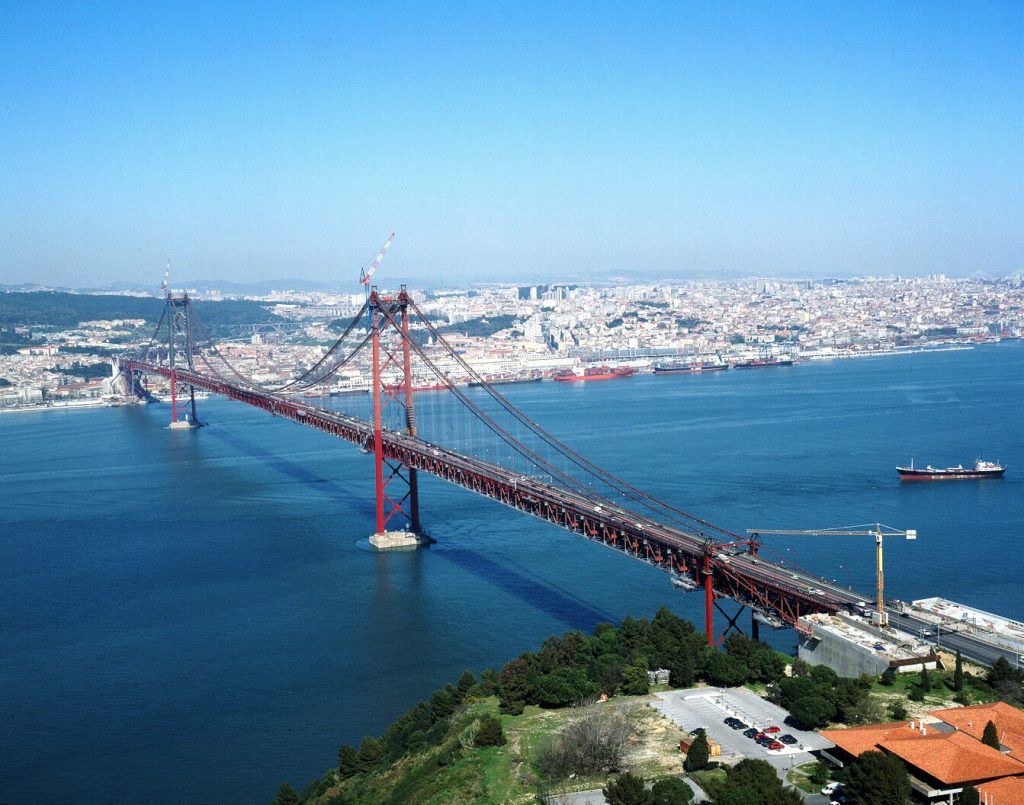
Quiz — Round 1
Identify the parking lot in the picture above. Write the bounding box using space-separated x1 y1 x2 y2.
652 686 835 766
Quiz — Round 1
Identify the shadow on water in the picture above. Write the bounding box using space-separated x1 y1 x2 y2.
203 425 374 516
204 423 615 630
433 544 615 631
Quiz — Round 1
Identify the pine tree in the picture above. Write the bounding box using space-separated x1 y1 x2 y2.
953 650 965 691
275 782 299 805
982 719 1000 749
961 785 981 805
357 736 383 772
457 669 476 698
337 743 359 779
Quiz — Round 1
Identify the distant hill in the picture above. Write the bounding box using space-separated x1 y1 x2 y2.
0 291 281 329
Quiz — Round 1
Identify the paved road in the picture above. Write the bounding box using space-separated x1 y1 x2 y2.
885 608 1022 668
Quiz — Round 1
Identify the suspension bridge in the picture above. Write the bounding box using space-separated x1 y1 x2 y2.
118 286 875 647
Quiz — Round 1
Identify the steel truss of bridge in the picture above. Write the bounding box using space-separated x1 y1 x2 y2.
119 287 868 648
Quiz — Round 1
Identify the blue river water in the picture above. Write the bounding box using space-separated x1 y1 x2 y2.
1 342 1022 803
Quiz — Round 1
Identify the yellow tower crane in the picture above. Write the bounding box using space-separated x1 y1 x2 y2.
745 524 917 627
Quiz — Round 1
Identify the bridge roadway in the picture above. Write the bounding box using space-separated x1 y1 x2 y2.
124 359 856 633
124 359 1024 667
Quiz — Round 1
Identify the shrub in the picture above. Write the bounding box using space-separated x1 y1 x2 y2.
603 772 651 805
474 715 507 747
650 776 693 805
888 698 908 720
537 705 638 778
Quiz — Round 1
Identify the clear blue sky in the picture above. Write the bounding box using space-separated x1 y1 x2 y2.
1 1 1021 288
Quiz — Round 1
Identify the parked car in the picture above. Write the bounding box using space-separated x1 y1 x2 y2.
732 721 747 730
763 725 781 734
769 741 784 750
779 734 797 744
743 728 759 738
821 782 841 796
690 727 705 736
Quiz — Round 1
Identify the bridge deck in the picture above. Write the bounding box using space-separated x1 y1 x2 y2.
122 359 853 631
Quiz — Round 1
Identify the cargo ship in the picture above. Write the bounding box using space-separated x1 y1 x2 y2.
732 357 795 369
896 458 1006 480
468 372 544 388
654 357 728 374
553 364 635 382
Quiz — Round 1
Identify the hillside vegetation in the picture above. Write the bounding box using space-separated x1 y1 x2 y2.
269 609 1017 805
0 291 280 330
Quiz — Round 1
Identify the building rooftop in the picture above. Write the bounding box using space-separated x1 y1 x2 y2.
820 720 943 759
932 701 1024 763
881 730 1024 786
978 774 1024 803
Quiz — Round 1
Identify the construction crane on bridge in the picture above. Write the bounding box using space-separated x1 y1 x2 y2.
359 233 395 328
360 233 395 289
745 524 917 627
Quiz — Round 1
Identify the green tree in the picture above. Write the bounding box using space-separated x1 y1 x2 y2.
716 759 801 805
535 666 599 707
668 654 695 689
591 652 628 694
961 784 981 805
704 651 749 687
953 651 965 692
789 694 836 729
356 736 383 772
683 730 710 772
776 676 818 707
810 664 839 688
430 686 457 719
474 714 507 747
274 782 299 805
622 663 651 696
920 667 931 692
982 719 1000 749
888 698 909 720
603 772 653 805
987 656 1020 685
879 666 896 686
457 669 476 698
650 776 694 805
337 743 359 779
499 654 536 713
843 750 911 805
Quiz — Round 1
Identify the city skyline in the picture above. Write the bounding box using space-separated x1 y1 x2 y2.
1 2 1022 288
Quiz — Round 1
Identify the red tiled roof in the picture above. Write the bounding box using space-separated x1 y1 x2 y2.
977 775 1024 802
932 701 1024 763
820 720 942 758
881 730 1024 785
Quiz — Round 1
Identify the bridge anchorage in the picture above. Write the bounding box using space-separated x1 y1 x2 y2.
120 281 870 646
